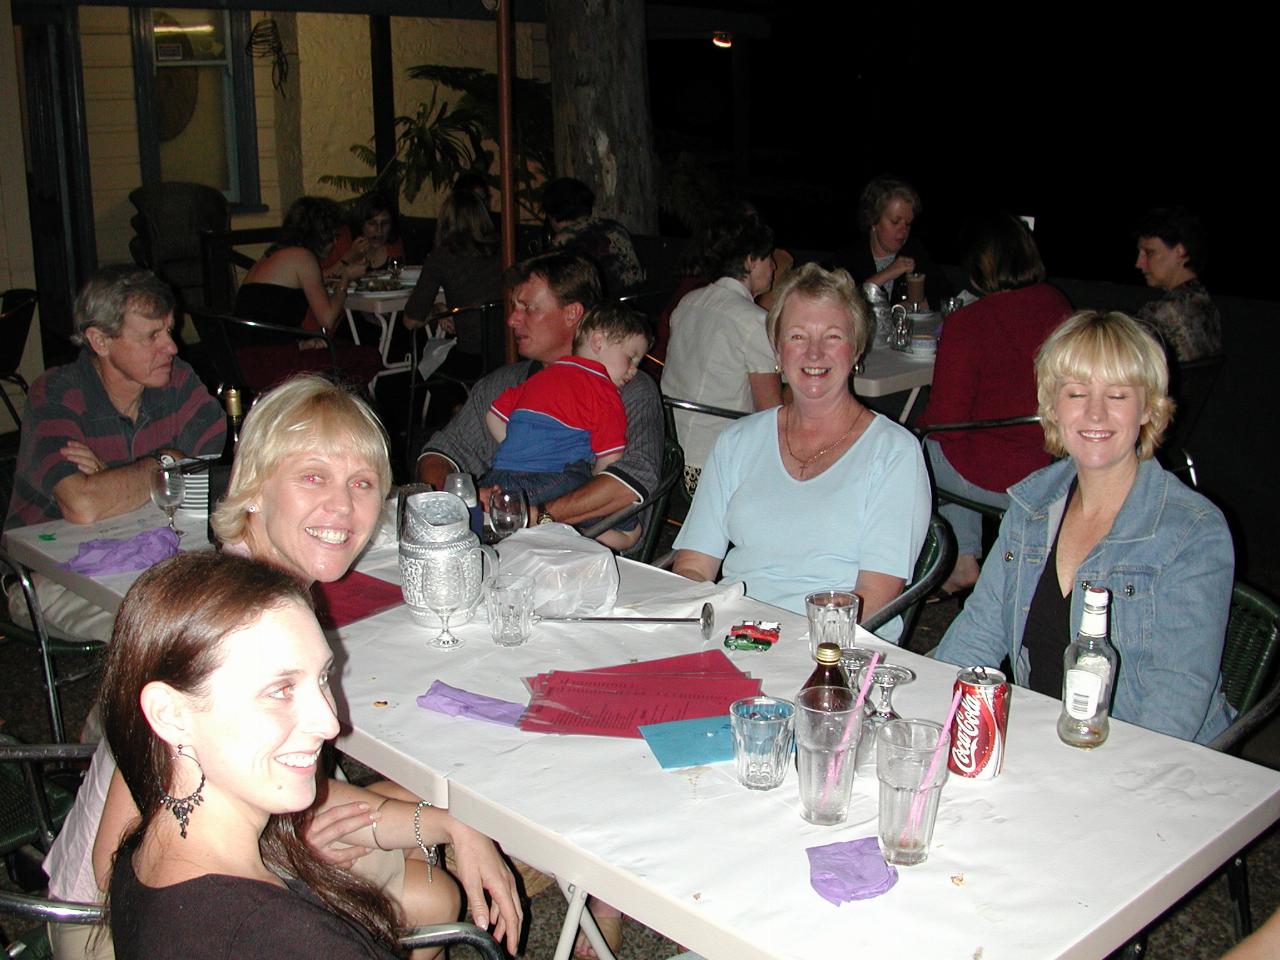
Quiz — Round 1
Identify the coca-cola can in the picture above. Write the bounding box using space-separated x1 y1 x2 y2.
949 667 1010 779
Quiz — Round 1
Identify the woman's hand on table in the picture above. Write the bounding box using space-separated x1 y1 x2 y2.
444 817 524 954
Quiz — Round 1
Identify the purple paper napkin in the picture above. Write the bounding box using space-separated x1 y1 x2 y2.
416 680 526 727
806 837 898 905
60 527 179 576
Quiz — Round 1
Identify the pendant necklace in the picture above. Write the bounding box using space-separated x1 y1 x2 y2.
785 405 869 479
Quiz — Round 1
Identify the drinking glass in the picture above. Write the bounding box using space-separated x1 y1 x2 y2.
856 664 916 774
150 464 185 537
795 686 863 825
876 719 949 865
729 697 795 790
805 591 861 657
490 488 528 540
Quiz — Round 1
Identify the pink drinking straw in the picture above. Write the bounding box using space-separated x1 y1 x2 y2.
901 687 963 844
817 651 881 807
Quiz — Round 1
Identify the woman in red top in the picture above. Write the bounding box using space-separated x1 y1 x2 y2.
920 213 1071 594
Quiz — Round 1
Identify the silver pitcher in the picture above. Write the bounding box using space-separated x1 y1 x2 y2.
398 490 497 629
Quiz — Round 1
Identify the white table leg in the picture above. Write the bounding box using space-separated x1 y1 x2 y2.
554 877 617 960
899 386 922 423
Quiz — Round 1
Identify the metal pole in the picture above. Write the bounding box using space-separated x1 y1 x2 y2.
495 0 517 363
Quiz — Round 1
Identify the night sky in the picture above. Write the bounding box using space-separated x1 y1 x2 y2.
647 12 1269 298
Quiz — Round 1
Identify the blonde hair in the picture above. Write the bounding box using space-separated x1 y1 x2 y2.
210 376 392 544
1035 310 1173 461
765 262 869 358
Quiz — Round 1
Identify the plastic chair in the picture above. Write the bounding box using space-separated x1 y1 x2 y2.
0 551 104 744
861 512 957 643
0 290 38 428
188 308 339 397
1201 582 1280 943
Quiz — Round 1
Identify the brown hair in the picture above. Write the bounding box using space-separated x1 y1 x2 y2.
101 553 399 947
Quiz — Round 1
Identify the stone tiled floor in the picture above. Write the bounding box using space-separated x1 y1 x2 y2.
3 597 1277 959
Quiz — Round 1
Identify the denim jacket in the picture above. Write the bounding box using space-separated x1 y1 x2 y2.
934 458 1234 744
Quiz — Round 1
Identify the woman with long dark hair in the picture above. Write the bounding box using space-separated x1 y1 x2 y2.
102 553 403 957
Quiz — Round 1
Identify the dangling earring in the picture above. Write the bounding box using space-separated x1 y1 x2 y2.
160 744 205 839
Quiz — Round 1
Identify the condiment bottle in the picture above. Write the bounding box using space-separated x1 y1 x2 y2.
800 642 851 697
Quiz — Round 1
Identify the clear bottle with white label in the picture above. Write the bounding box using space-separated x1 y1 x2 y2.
1057 586 1118 749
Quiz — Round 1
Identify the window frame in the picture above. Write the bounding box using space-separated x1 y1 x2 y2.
130 6 263 211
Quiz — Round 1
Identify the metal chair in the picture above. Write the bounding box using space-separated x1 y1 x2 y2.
579 430 684 564
660 395 748 527
0 551 104 744
915 415 1042 521
0 891 506 960
188 308 339 397
0 289 38 429
861 512 957 643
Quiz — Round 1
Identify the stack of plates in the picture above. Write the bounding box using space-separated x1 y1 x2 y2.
180 459 216 510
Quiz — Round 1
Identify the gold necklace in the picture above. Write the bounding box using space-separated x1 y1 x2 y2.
784 405 869 478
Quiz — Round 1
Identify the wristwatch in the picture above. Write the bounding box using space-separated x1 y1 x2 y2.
537 506 556 525
153 453 177 468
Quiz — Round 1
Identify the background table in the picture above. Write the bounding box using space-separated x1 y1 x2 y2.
853 346 934 422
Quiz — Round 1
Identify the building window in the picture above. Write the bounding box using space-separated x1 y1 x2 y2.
131 7 261 208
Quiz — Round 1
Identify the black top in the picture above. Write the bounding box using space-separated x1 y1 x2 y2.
829 235 954 306
1023 501 1072 697
110 849 399 960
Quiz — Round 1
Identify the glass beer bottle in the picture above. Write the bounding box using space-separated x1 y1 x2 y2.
1057 586 1118 748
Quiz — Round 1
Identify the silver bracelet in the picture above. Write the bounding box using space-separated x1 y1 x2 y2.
412 799 439 883
369 798 390 852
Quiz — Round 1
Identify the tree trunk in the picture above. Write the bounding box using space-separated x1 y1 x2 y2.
545 0 657 233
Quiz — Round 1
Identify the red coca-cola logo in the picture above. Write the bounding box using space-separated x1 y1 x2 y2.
950 691 994 776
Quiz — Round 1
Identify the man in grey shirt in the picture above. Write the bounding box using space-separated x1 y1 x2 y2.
416 252 662 550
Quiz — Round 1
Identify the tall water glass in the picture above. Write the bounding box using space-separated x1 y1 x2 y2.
795 686 863 825
876 719 949 865
805 591 861 657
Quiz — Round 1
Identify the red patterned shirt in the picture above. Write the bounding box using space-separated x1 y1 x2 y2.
5 351 225 529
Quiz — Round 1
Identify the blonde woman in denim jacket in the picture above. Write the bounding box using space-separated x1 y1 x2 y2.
934 311 1233 744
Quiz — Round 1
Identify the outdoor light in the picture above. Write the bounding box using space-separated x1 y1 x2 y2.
712 31 732 49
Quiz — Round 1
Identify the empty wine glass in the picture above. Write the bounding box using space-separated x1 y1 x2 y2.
150 464 185 537
855 663 916 773
489 488 528 540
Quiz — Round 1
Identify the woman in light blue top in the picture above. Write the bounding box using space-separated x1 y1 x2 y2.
672 263 930 642
933 310 1234 744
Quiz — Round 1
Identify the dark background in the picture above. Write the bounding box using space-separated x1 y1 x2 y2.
648 14 1269 297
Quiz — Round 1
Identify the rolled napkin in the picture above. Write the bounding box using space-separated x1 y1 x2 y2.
806 837 898 905
611 578 746 620
416 680 525 727
60 527 179 576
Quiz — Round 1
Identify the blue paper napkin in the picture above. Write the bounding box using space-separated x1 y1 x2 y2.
639 714 734 769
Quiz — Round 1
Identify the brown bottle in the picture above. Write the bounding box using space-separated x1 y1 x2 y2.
800 642 851 696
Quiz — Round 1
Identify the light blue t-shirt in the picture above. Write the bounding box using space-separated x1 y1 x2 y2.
673 408 931 642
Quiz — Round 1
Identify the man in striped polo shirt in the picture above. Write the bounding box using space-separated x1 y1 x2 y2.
6 266 225 638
